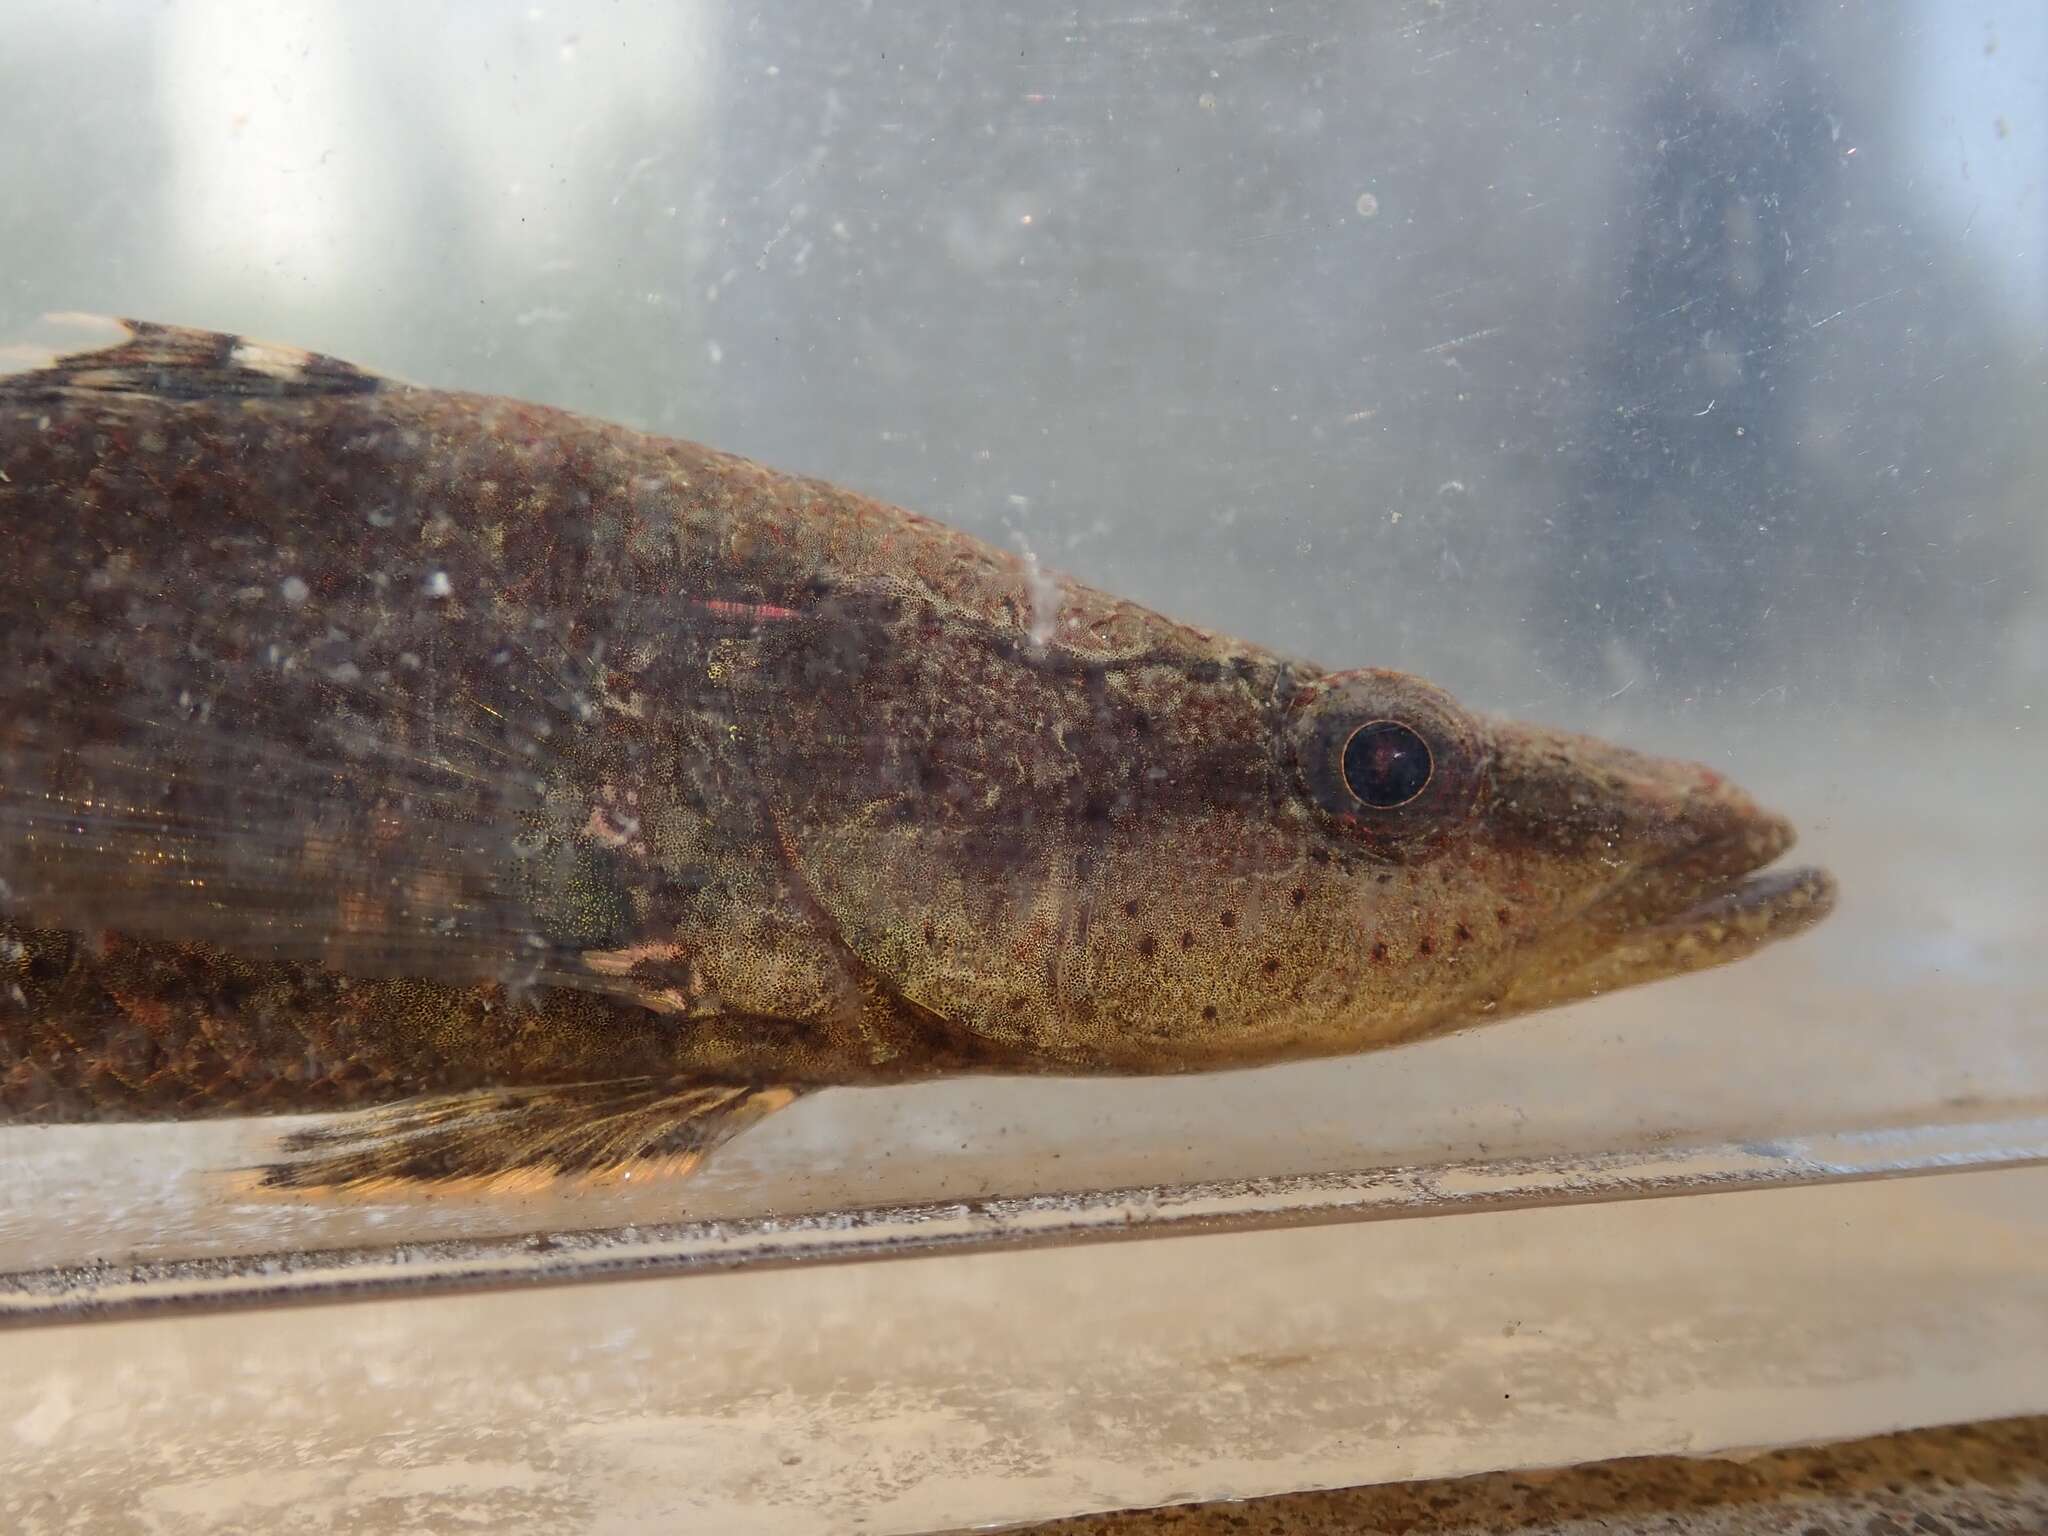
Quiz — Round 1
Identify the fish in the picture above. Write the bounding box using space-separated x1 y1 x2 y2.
0 316 1836 1192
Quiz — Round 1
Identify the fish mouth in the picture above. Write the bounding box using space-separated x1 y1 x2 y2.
1648 860 1837 941
1624 845 1838 964
1614 811 1831 938
1495 813 1838 1017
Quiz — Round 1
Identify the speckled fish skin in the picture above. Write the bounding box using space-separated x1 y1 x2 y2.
0 319 1834 1185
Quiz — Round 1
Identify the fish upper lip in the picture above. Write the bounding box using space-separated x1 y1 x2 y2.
1604 812 1817 933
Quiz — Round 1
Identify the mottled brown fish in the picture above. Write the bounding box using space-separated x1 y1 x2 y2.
0 316 1834 1191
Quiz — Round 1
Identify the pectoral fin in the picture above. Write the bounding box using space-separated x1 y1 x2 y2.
253 1079 801 1193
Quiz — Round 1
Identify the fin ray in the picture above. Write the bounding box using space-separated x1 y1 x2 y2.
0 316 386 401
255 1079 801 1191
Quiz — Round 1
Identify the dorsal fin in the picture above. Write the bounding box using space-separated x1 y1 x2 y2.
0 314 387 401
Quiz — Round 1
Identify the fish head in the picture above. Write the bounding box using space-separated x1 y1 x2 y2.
792 633 1835 1075
1191 664 1837 1065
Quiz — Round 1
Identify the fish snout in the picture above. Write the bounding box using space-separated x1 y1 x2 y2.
1480 717 1833 1011
1481 717 1793 879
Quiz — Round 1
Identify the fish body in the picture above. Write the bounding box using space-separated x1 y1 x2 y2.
0 319 1834 1188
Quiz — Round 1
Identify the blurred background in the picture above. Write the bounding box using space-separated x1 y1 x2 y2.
2 0 2040 720
2 0 2045 1262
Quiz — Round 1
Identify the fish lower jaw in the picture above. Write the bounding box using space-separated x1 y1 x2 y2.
1645 862 1837 948
1488 859 1837 1020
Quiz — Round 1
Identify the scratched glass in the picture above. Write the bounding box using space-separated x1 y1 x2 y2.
0 0 2042 1346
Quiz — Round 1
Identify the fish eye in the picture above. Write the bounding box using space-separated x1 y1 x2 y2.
1341 720 1433 808
1285 668 1489 858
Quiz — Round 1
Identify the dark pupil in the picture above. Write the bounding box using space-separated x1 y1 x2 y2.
1341 721 1433 809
